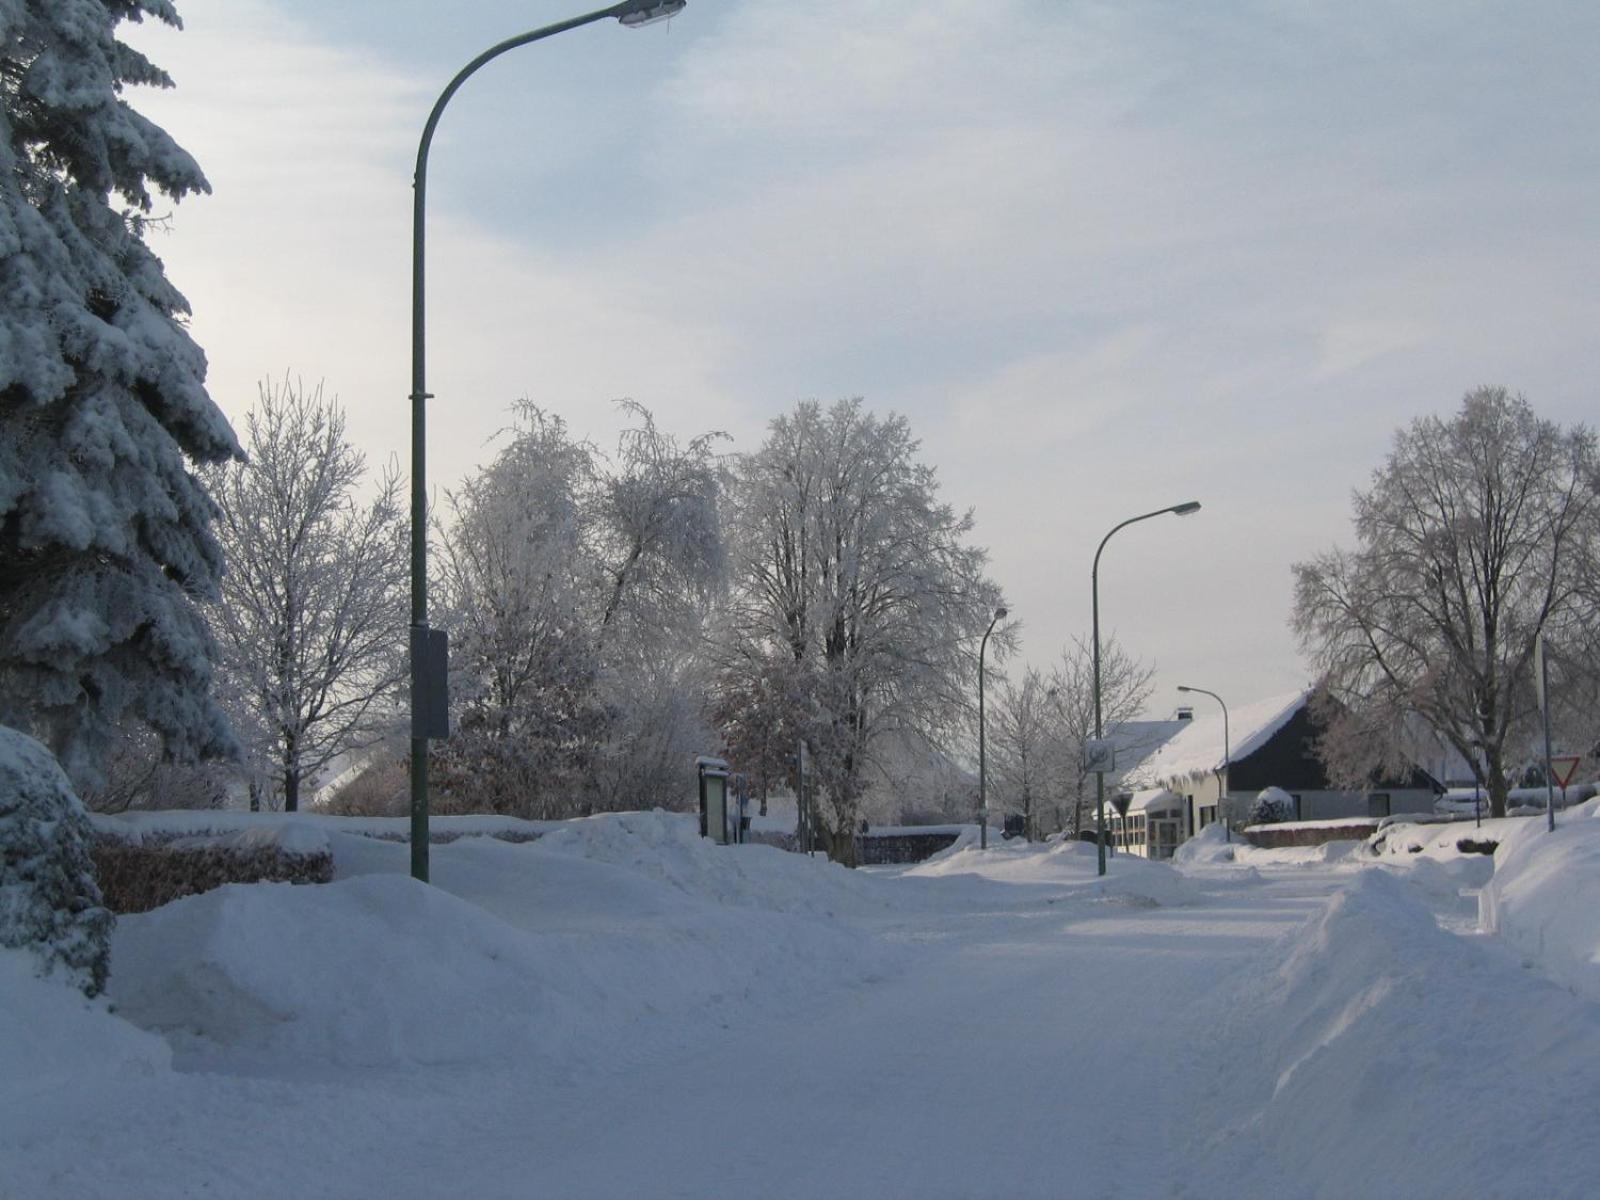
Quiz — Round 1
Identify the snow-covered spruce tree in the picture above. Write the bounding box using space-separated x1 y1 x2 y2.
0 0 240 788
206 378 407 812
0 725 113 996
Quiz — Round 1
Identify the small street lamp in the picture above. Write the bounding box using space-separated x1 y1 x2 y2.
1177 685 1230 841
978 605 1008 851
408 0 686 883
1092 501 1201 876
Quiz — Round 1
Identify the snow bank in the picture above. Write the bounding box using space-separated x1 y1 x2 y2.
1172 821 1234 865
0 947 170 1143
107 813 902 1075
531 809 902 918
1480 808 1600 1002
1384 850 1492 898
1204 869 1600 1198
904 835 1203 907
1178 822 1368 871
109 874 584 1072
1370 814 1523 860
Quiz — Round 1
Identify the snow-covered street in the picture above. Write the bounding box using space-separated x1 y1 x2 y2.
8 813 1600 1199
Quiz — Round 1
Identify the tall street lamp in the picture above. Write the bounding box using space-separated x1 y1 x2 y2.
408 0 686 883
1092 501 1201 876
1177 685 1230 842
978 605 1008 851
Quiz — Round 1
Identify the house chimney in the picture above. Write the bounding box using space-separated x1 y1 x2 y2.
1176 706 1194 721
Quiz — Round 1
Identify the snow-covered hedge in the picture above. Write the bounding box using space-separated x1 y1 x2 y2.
0 726 113 995
91 825 334 914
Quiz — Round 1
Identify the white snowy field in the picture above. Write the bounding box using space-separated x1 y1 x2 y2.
6 809 1600 1199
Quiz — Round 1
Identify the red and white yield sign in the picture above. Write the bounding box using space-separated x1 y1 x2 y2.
1551 755 1583 789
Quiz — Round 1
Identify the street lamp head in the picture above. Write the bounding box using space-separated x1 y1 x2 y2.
617 0 686 26
1177 685 1194 693
1171 500 1202 516
994 605 1009 621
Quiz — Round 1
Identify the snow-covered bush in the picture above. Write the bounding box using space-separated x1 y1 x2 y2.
0 726 113 995
1249 786 1295 825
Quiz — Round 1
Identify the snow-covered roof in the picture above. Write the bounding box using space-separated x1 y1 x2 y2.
1122 690 1309 789
1119 787 1184 815
1106 719 1189 784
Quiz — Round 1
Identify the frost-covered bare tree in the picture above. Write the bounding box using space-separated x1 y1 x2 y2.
720 398 1005 864
1045 634 1154 836
433 404 600 816
712 653 806 818
1293 388 1600 817
590 402 726 811
206 379 407 811
0 0 240 789
988 669 1062 840
595 399 727 648
434 401 725 817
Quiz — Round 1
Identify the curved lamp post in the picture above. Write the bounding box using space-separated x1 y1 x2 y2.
408 0 686 883
1092 501 1201 876
978 605 1008 851
1177 685 1230 842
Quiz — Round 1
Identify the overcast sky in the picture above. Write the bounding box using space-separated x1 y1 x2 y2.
126 0 1600 719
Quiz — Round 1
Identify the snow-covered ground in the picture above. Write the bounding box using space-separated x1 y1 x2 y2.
6 807 1600 1198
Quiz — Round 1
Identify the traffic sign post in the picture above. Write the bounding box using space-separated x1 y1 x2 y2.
1551 755 1582 789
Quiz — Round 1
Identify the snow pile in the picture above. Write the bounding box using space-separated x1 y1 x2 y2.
107 816 901 1075
532 809 900 917
1207 869 1600 1198
1172 821 1235 865
1178 821 1372 871
904 835 1203 907
1383 850 1492 898
0 947 170 1144
109 874 587 1072
1370 814 1522 860
1479 803 1600 1002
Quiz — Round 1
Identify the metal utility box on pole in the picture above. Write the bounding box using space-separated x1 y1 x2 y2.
731 773 750 844
697 756 732 844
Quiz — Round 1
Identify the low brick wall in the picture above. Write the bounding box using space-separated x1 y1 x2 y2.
1244 821 1379 849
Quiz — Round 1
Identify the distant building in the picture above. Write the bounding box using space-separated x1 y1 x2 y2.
1106 787 1187 859
1117 689 1441 849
